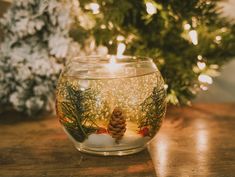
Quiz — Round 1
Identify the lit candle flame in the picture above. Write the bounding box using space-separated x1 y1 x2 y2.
117 43 126 59
105 42 126 73
106 56 121 73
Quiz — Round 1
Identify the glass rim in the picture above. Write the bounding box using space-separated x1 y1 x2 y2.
63 55 159 79
67 55 154 64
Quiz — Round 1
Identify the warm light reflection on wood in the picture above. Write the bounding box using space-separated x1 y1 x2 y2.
1 104 234 176
149 110 211 176
156 135 168 177
195 119 209 174
195 120 209 152
148 132 169 177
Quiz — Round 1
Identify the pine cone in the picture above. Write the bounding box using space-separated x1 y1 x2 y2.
108 107 126 143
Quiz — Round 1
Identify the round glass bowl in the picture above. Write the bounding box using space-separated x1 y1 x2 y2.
56 55 167 156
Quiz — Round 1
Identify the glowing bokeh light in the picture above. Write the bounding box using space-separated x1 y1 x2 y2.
189 30 198 45
198 74 213 84
146 2 157 15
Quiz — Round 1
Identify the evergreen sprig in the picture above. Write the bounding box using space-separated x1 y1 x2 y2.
60 85 98 142
140 86 166 137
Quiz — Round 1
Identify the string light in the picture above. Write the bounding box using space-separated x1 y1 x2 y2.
197 61 206 70
192 17 197 28
184 23 191 30
146 2 157 15
214 35 222 44
100 24 106 29
215 35 222 41
198 74 213 84
86 3 100 14
221 27 227 33
200 85 208 91
189 30 198 45
117 35 125 42
108 21 114 29
197 55 203 60
164 84 168 90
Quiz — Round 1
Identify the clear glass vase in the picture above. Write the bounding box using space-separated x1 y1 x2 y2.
56 55 167 156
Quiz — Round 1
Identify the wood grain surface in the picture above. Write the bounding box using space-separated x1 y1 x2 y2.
0 103 235 177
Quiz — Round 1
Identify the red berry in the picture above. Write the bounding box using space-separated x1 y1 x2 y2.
138 127 149 136
96 127 108 134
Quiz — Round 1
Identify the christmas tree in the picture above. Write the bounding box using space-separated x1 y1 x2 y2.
71 0 235 104
1 0 235 116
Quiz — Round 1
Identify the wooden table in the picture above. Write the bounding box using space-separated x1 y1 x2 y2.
0 103 235 177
